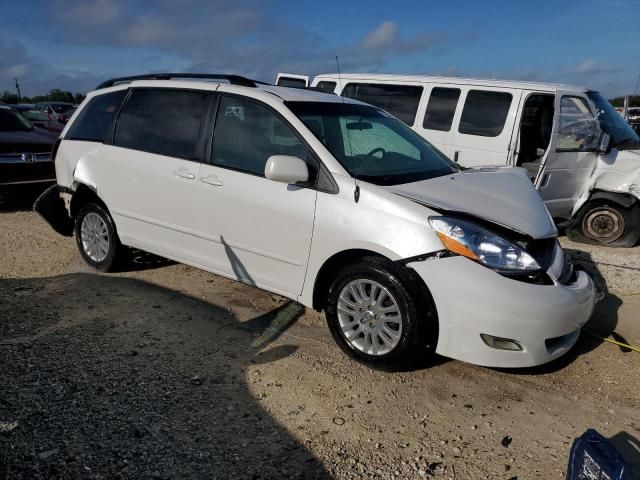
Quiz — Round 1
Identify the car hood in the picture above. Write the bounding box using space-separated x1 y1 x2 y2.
0 128 56 154
385 167 557 239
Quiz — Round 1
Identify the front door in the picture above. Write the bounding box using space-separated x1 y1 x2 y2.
536 93 600 219
195 94 317 297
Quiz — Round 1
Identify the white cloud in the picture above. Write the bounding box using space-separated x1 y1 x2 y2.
361 21 399 50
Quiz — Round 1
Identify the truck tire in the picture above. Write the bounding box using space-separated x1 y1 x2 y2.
567 201 640 248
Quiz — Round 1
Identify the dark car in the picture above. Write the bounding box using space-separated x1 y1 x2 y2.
13 105 65 133
0 106 57 186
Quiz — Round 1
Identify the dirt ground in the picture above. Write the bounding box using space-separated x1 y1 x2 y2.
1 187 639 479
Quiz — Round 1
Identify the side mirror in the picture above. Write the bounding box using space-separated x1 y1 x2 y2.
264 155 309 184
598 132 611 154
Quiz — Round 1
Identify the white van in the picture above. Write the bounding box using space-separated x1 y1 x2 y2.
276 73 640 247
35 73 595 370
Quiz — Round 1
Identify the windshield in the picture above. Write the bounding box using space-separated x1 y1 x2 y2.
51 104 72 113
21 110 50 121
286 101 458 185
586 91 640 147
0 109 34 132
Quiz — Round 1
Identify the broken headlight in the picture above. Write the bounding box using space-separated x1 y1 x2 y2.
428 216 540 272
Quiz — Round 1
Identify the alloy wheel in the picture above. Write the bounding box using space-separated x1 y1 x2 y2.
336 279 403 356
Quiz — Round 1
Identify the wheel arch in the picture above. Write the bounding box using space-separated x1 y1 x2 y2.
311 248 437 320
70 182 108 219
584 190 637 210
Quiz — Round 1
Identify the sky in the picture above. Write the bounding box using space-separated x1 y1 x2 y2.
0 0 639 98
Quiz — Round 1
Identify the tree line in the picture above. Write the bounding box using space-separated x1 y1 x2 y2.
1 89 85 105
606 95 640 108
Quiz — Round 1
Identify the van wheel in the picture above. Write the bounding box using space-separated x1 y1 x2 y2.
75 202 124 272
568 201 640 247
325 257 436 371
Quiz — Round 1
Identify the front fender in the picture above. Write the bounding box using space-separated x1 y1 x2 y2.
571 156 640 217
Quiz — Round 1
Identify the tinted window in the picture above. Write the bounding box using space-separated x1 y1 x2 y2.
315 81 337 93
423 87 460 131
458 90 513 137
277 77 307 88
114 89 208 159
212 96 307 176
0 109 33 132
341 83 423 125
67 90 127 142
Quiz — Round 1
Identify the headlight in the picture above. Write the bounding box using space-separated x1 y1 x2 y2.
428 216 540 272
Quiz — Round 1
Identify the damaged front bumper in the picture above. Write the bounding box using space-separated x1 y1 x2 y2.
408 251 596 368
33 184 74 236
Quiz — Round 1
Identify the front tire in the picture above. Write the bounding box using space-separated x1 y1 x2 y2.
567 201 640 247
75 202 124 272
325 257 437 371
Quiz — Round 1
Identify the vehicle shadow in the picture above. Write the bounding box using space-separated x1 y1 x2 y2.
121 248 176 272
0 183 52 213
497 249 624 375
0 273 330 479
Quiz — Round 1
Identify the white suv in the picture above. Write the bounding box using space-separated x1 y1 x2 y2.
35 73 596 369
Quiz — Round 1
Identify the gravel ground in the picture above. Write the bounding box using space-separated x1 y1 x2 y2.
1 187 639 479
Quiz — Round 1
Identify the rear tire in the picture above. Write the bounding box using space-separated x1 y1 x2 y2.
325 256 437 371
74 202 124 272
567 201 640 247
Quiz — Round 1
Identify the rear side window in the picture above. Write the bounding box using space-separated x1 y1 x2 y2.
66 90 126 142
458 90 513 137
423 87 461 131
341 83 423 125
114 89 208 159
315 81 337 93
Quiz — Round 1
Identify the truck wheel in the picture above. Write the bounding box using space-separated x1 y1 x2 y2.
75 202 124 272
325 256 437 371
568 201 640 247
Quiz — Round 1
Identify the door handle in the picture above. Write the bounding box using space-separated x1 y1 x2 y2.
173 168 195 180
200 175 223 186
453 151 460 163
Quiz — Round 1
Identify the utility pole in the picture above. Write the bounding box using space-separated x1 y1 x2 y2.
14 78 21 101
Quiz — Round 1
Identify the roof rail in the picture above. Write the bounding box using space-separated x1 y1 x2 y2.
96 73 263 90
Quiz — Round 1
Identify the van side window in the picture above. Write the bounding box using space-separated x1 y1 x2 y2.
66 90 127 142
423 87 461 131
211 96 307 176
458 90 513 137
315 81 337 93
342 83 423 126
114 89 208 160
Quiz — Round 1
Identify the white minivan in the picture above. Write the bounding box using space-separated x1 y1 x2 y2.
36 73 595 370
277 73 640 247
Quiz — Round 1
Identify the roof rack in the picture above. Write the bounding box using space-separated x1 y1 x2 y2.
96 73 264 90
